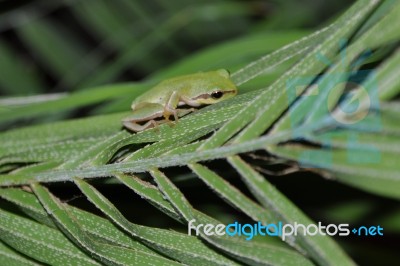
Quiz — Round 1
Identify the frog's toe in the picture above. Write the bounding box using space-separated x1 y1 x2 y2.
163 109 177 121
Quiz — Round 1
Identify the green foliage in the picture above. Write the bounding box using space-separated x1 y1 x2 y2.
1 0 399 265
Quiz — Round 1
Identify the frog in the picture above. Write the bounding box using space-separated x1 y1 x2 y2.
122 69 237 132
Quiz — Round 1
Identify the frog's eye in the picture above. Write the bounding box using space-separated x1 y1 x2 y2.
211 91 223 99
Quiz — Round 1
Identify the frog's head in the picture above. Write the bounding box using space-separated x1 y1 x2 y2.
190 69 237 105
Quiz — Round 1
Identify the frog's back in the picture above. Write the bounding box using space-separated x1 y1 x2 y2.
130 70 233 109
130 74 197 108
131 80 177 108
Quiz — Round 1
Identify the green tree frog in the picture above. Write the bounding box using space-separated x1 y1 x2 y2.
123 69 237 132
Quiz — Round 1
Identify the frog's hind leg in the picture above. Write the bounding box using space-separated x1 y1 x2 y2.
122 119 159 132
123 103 165 132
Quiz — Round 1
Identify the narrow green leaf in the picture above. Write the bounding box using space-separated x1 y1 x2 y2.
73 177 238 265
0 208 100 265
0 130 292 185
375 49 400 100
0 240 41 266
31 183 179 266
188 163 274 223
150 169 194 221
150 169 313 266
304 0 400 124
0 83 146 125
230 0 380 143
0 187 54 228
115 173 181 221
269 144 400 199
195 29 328 150
228 156 355 266
0 188 158 253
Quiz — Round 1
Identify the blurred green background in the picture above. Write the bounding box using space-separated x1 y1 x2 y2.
0 0 352 96
1 1 399 265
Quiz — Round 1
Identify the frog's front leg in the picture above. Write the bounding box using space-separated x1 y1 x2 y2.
163 91 181 121
163 91 197 121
